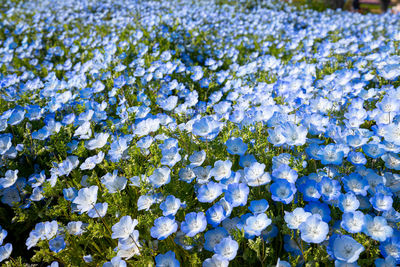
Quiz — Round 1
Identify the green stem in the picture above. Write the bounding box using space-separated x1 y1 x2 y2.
294 230 305 261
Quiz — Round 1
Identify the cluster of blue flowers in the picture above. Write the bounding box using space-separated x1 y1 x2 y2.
0 0 400 265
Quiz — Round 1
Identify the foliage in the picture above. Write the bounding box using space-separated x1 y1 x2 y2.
0 0 398 266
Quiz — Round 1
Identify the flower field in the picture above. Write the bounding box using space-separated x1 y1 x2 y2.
0 0 400 266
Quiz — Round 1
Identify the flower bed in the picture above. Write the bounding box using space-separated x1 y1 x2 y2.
0 0 399 266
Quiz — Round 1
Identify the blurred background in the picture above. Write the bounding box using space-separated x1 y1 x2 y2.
291 0 400 13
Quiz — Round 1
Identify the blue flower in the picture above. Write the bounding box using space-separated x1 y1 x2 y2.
67 221 84 236
299 214 329 244
88 202 108 218
114 75 126 88
0 135 12 155
108 137 130 162
178 167 195 183
191 66 203 81
204 227 229 252
80 151 104 170
160 147 181 167
224 183 249 207
216 198 233 217
244 162 265 181
85 132 109 150
103 256 127 267
0 227 7 245
370 193 393 212
72 186 98 214
317 144 344 165
379 64 400 80
149 167 171 188
101 170 127 193
244 162 271 186
111 216 138 240
382 153 400 170
341 211 365 234
203 254 229 267
158 95 178 111
210 160 232 181
304 201 331 223
244 213 272 236
225 137 247 156
248 199 269 214
280 121 308 146
206 204 226 227
49 236 66 253
62 187 77 201
197 182 223 203
338 192 359 213
346 134 368 149
0 243 12 262
270 179 296 204
155 251 180 267
306 143 322 160
137 194 155 211
0 170 18 189
8 106 25 126
347 151 367 166
375 256 397 267
379 234 400 263
363 215 393 242
160 195 182 216
298 178 321 201
272 164 298 184
329 234 364 263
192 116 223 140
239 154 257 168
362 143 385 159
342 173 369 196
214 236 239 261
134 118 160 137
284 208 312 230
317 176 341 202
181 212 207 237
150 216 178 240
188 151 206 167
1 187 20 206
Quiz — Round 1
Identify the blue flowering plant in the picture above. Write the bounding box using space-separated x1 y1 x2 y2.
0 0 400 266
